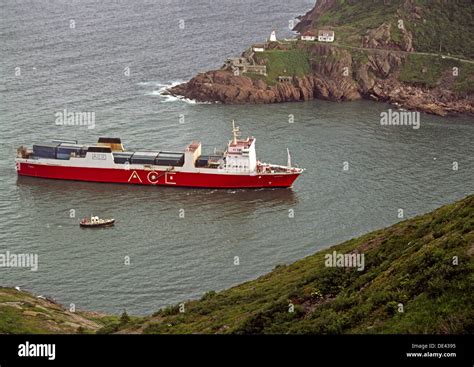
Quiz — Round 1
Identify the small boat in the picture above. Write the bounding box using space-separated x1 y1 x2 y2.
80 216 115 228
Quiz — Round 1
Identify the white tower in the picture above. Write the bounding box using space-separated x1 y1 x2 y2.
269 30 276 42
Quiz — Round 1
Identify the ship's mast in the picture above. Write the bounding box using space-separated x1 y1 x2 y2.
231 120 240 145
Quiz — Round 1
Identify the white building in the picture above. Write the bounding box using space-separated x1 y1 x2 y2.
252 44 265 52
225 122 257 172
301 31 316 41
269 30 277 42
318 30 335 42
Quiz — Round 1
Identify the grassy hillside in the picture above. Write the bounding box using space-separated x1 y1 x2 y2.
249 0 474 93
252 49 311 85
398 54 474 93
250 43 474 94
1 195 472 334
298 0 474 59
407 0 474 58
0 287 117 334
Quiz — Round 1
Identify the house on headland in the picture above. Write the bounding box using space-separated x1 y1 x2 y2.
300 31 316 41
278 76 293 83
318 30 335 42
252 44 266 52
222 57 267 76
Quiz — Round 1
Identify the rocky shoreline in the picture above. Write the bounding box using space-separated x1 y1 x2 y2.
165 43 473 116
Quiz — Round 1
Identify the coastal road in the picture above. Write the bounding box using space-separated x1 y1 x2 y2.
331 43 474 64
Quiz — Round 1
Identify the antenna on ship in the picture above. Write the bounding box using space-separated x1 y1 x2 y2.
231 120 240 145
287 148 292 168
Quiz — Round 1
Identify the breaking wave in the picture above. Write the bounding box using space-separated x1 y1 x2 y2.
139 81 214 104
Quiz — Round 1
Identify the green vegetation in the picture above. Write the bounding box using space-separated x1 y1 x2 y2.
310 0 402 47
244 72 267 83
306 0 474 59
399 54 474 92
0 304 47 334
349 48 369 65
400 54 459 88
317 0 400 31
452 63 474 94
244 1 473 93
408 0 474 59
253 49 311 85
1 195 472 334
96 313 143 334
0 288 111 334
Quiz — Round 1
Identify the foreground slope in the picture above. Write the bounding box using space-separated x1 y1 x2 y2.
0 288 109 334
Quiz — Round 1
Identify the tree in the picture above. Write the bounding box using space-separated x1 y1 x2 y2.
120 310 130 324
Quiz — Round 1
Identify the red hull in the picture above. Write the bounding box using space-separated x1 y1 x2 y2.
17 162 300 188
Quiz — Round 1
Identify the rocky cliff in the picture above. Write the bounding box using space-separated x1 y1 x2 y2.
167 44 473 116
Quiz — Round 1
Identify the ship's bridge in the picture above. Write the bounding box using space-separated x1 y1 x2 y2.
225 122 257 172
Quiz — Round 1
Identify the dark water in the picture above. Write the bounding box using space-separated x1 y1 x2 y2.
1 0 473 314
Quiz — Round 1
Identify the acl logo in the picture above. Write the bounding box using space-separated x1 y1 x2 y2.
128 171 142 183
147 171 159 184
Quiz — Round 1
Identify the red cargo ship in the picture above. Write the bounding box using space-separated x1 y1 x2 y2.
16 122 304 189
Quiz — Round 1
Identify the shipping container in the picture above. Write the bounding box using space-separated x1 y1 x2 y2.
33 143 59 159
57 144 85 159
56 153 71 160
113 152 134 164
155 152 184 166
195 155 222 167
155 158 184 166
131 158 157 165
130 152 158 165
195 155 210 167
158 151 184 157
52 139 78 145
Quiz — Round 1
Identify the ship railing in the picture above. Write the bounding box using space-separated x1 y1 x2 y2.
257 163 304 174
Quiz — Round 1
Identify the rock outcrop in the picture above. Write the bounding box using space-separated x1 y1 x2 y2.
166 44 361 105
362 22 414 52
293 0 342 34
166 42 473 116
